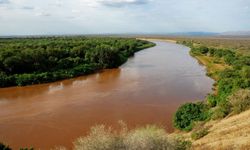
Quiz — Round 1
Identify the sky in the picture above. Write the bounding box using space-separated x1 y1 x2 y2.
0 0 250 35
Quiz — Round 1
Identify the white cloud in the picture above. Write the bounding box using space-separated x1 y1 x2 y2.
98 0 149 7
0 0 250 35
21 6 34 10
0 0 9 4
35 12 51 17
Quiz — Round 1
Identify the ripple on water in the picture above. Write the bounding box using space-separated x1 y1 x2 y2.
48 83 64 94
0 98 10 105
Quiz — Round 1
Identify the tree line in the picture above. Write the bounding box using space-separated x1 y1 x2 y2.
0 37 155 87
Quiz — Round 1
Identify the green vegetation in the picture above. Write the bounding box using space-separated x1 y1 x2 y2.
228 89 250 114
0 143 33 150
173 102 210 131
19 148 34 150
174 40 250 131
173 37 250 56
191 128 209 140
0 37 155 87
0 143 11 150
73 123 191 150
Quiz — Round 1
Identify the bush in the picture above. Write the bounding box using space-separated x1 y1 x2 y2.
15 74 36 86
191 128 209 140
241 66 250 78
73 124 190 150
20 148 34 150
228 89 250 114
212 89 250 119
198 46 209 54
74 125 121 150
212 100 232 120
173 137 191 150
207 94 217 107
0 143 11 150
173 102 209 131
124 126 175 150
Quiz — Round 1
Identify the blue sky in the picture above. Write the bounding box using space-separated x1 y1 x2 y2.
0 0 249 35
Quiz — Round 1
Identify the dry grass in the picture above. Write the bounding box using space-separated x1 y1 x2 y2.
192 109 250 149
137 38 177 43
184 37 250 56
138 36 250 56
193 55 229 80
228 89 250 114
172 109 250 150
73 122 190 150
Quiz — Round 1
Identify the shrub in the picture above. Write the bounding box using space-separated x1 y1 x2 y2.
241 66 250 78
191 128 209 140
51 146 67 150
228 89 250 114
73 124 190 150
74 125 121 150
198 46 209 54
207 94 217 107
124 125 175 150
15 74 36 86
212 100 232 120
174 137 191 150
20 148 34 150
0 143 11 150
173 102 209 131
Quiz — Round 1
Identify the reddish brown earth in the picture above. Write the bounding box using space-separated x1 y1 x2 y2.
0 41 213 149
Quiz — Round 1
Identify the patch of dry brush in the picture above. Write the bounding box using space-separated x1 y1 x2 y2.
73 122 190 150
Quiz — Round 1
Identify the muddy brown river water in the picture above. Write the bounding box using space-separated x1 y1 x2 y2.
0 41 214 149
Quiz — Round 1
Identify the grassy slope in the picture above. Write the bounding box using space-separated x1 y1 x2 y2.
171 109 250 150
192 109 250 149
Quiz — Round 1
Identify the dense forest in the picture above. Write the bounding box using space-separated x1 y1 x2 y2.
174 40 250 132
0 37 155 87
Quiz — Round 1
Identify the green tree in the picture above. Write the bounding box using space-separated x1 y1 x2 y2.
174 102 209 131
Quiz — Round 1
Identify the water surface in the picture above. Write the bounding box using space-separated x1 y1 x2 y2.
0 41 213 149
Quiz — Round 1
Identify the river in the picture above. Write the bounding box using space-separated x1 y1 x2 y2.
0 41 214 149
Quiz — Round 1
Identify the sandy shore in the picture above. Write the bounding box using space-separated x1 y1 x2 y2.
137 38 177 43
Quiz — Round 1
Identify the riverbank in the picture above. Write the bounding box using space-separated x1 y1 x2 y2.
137 38 177 43
172 39 250 149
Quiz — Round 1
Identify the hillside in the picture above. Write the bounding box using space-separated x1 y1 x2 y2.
191 109 250 149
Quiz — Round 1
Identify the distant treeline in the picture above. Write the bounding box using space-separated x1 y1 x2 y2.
0 37 155 87
174 40 250 131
